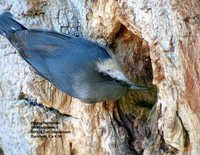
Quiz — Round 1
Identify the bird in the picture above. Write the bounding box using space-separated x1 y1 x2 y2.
0 11 147 103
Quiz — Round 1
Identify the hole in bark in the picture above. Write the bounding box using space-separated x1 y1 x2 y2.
110 24 158 154
69 142 76 155
110 25 153 84
0 147 4 155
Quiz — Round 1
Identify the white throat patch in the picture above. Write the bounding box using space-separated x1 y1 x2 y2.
96 59 130 82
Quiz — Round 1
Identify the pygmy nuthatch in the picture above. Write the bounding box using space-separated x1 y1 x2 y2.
0 12 147 103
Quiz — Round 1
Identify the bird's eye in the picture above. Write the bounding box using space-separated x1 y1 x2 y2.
99 72 121 85
99 72 113 81
113 79 120 84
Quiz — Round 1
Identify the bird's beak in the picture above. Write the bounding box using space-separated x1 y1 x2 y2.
130 83 148 90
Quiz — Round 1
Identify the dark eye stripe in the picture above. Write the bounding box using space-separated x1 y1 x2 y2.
98 72 114 81
98 72 128 86
113 79 120 84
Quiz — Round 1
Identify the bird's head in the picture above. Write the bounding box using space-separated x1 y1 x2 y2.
96 58 147 90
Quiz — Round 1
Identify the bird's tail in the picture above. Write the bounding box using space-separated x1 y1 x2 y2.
0 11 26 36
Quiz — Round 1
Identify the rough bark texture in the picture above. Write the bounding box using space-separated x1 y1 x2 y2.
0 0 200 155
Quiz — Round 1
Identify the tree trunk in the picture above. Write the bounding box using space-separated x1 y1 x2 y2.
0 0 199 155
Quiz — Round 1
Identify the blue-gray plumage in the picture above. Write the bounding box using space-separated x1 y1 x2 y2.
0 11 147 103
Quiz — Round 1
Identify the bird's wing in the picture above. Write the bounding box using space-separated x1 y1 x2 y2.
8 29 71 57
7 29 111 94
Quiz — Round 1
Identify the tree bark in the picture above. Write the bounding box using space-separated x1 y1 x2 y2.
0 0 199 155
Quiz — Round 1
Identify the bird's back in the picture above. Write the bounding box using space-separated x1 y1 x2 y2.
0 11 131 103
9 29 112 96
